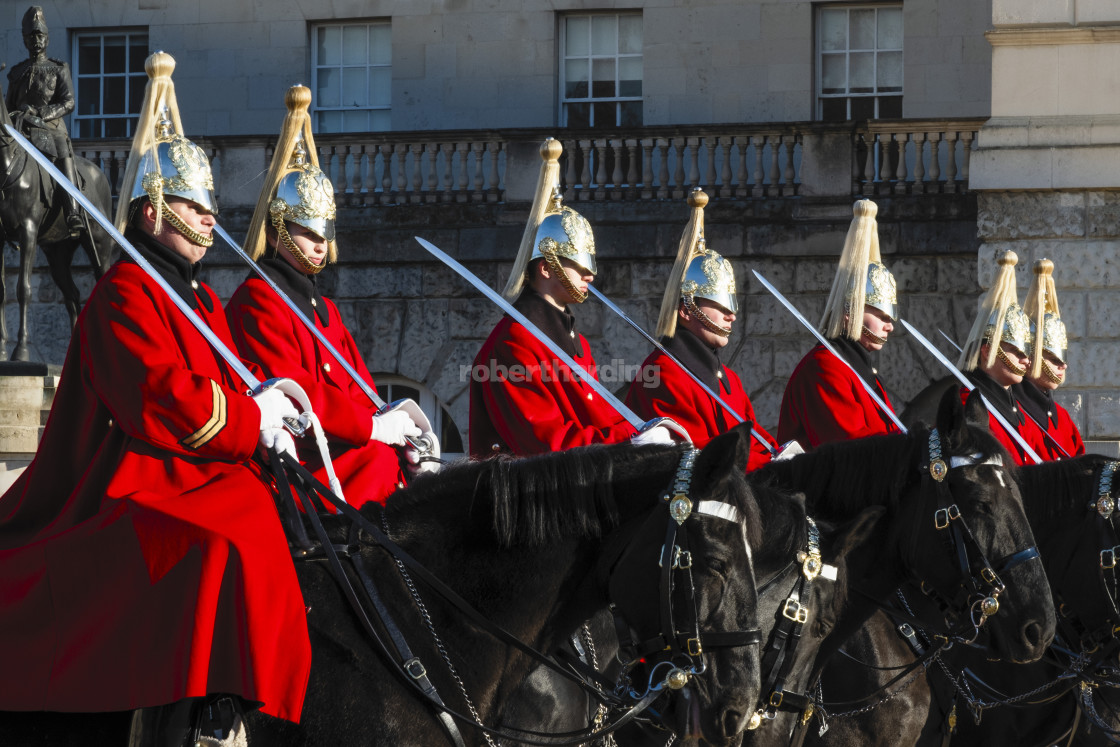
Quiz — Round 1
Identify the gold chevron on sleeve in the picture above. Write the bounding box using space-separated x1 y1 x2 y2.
182 379 227 450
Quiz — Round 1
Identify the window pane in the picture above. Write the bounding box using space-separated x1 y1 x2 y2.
105 118 127 138
78 37 101 75
369 67 391 107
820 9 847 52
317 68 340 107
318 26 341 65
342 109 367 131
317 110 342 133
342 25 367 65
593 101 616 127
565 16 589 56
821 53 846 94
342 67 368 107
104 36 126 73
850 96 875 120
440 409 464 454
591 58 615 98
129 37 147 71
565 59 588 98
850 9 875 50
77 119 95 138
370 109 391 132
619 57 642 96
618 15 642 54
877 8 903 49
850 52 874 92
821 97 848 122
879 95 903 118
78 79 101 114
877 51 902 92
129 75 146 112
591 15 616 55
565 102 590 128
103 77 125 114
369 23 391 65
620 100 642 127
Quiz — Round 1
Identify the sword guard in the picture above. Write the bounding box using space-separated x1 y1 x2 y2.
640 417 692 444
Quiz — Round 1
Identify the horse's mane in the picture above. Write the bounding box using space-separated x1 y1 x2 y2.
1018 454 1113 530
386 443 682 548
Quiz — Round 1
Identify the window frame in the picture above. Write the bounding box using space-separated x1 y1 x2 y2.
310 19 392 134
69 29 149 139
815 3 903 121
558 11 643 129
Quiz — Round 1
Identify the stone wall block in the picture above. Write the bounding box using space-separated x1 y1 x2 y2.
793 260 836 293
729 338 772 395
977 192 1086 241
903 294 959 347
449 298 501 339
331 266 423 300
1054 390 1085 436
937 257 977 293
399 299 449 381
740 259 794 295
745 294 824 337
597 261 632 297
1045 241 1120 290
1087 192 1120 238
1051 290 1085 341
346 300 404 373
976 241 1034 289
1073 342 1120 389
1086 392 1120 440
890 257 938 293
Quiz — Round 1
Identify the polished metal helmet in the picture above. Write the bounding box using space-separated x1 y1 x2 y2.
1035 313 1068 363
269 137 336 242
986 301 1032 354
681 238 738 314
130 110 217 216
865 261 897 321
531 189 597 277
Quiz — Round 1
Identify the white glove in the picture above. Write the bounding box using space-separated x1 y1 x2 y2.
630 425 674 447
404 431 442 476
774 440 805 461
259 427 297 462
254 388 300 431
370 409 422 447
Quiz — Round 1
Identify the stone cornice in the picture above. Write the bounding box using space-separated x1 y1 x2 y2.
987 26 1120 46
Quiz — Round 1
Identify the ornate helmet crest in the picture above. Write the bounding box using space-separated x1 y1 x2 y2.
502 139 597 302
1024 258 1068 381
959 250 1033 372
114 52 218 237
819 200 898 342
22 6 47 36
245 85 338 270
656 189 738 339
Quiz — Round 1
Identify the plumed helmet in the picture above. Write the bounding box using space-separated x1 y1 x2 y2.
502 139 597 301
114 52 218 232
1024 258 1068 381
22 6 47 36
244 85 338 266
819 199 898 342
959 250 1033 372
656 189 738 339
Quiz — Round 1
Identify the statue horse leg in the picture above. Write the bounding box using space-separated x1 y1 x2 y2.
11 220 38 362
42 241 82 331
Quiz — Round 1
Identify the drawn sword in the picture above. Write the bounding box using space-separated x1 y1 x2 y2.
900 320 1043 464
751 269 907 434
586 285 775 455
938 328 1069 459
414 236 691 443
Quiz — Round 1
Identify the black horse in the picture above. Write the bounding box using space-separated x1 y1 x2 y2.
914 454 1120 747
0 83 114 361
752 388 1056 747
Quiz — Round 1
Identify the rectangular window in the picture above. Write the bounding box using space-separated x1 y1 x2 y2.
817 4 902 121
311 21 391 133
71 30 148 138
560 13 643 128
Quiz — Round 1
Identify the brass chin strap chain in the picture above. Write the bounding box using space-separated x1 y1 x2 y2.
543 252 587 303
861 325 888 345
1043 359 1065 385
158 200 213 248
272 214 324 275
996 345 1027 377
683 296 731 338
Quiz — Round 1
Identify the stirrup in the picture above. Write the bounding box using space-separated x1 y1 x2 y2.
66 211 83 233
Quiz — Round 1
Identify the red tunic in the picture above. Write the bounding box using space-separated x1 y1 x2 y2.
960 377 1049 466
0 236 310 722
625 330 776 470
778 339 900 450
469 291 635 457
1012 381 1085 461
225 259 407 507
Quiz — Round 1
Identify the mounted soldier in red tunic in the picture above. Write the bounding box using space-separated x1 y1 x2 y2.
0 52 312 745
778 199 902 449
469 138 672 457
626 188 776 468
1014 258 1084 459
226 85 437 508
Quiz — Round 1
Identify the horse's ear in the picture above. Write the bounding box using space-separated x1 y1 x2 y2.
962 389 989 430
692 423 751 490
935 384 971 448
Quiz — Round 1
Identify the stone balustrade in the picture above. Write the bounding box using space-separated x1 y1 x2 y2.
74 119 986 209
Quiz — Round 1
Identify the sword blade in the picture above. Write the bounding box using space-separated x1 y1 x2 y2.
587 285 775 455
938 328 1070 460
414 236 648 433
751 269 907 434
899 319 1043 464
4 123 262 391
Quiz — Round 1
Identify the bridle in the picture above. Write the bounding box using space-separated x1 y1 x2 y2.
612 447 764 698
